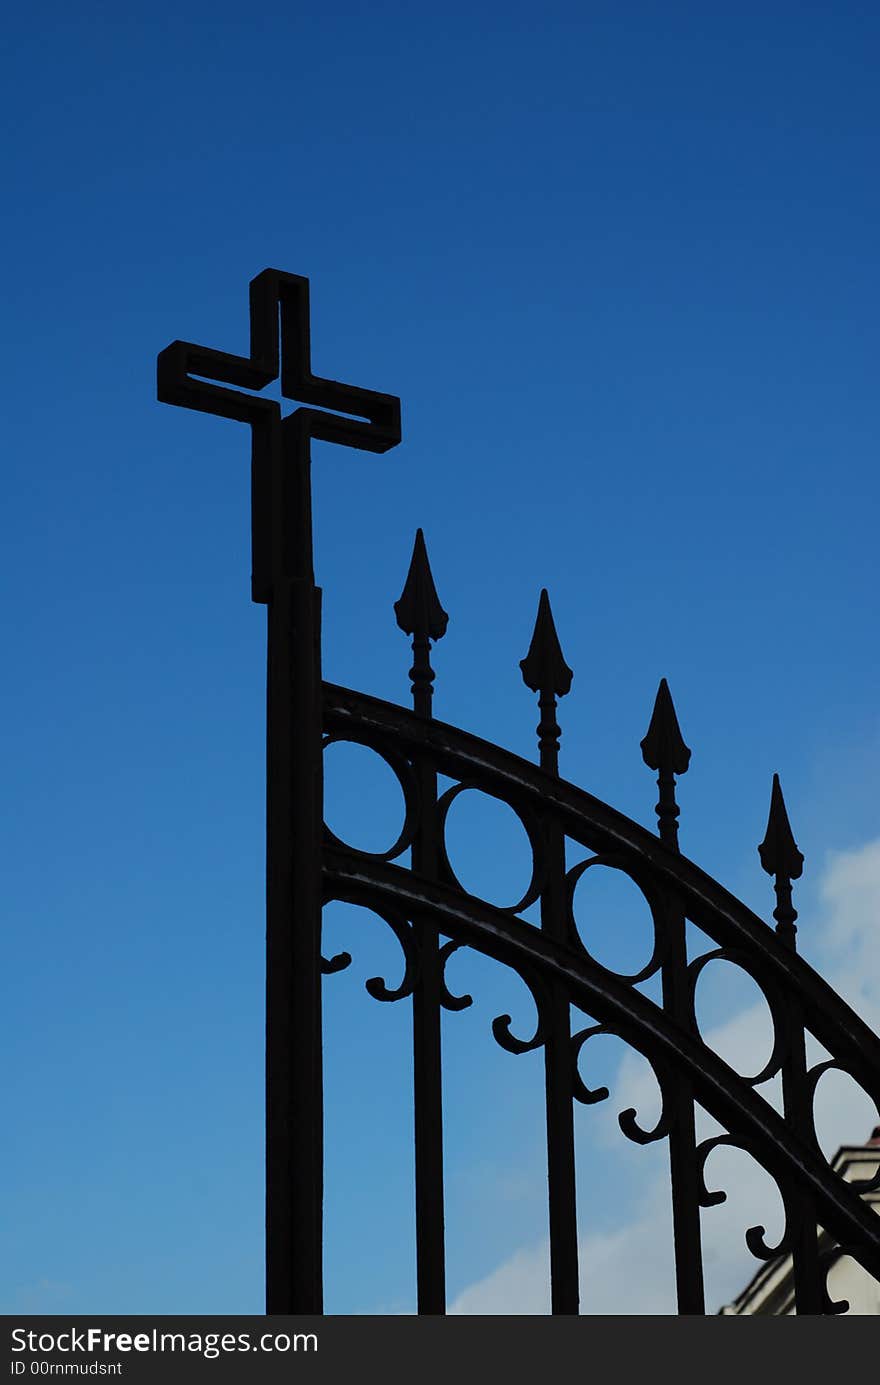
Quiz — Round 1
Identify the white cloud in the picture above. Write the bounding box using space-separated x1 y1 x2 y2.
816 839 880 1019
450 1243 552 1316
449 839 880 1315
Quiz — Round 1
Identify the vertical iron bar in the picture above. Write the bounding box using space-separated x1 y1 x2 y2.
537 692 579 1314
520 593 578 1313
641 683 703 1312
777 871 822 1315
411 769 446 1311
542 823 580 1314
781 1001 824 1314
659 884 706 1313
759 774 819 1311
395 531 449 1313
410 631 446 1313
265 417 324 1313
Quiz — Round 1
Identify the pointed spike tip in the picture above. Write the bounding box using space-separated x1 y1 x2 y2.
758 773 804 881
640 678 691 775
519 589 573 697
393 528 449 640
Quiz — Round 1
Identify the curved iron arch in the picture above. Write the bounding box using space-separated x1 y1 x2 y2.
324 682 880 1099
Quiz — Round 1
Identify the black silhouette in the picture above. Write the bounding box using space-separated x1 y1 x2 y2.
159 270 880 1316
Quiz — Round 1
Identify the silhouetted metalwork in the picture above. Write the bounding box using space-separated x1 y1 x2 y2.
759 773 805 949
159 270 880 1316
159 271 400 1314
394 528 448 1310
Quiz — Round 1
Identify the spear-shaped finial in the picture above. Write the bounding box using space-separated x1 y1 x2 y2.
520 589 573 775
640 678 691 851
394 528 448 718
758 773 804 949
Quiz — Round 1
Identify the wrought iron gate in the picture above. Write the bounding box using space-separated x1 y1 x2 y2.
158 270 880 1315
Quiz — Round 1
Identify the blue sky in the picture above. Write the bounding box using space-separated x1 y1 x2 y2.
2 2 879 1314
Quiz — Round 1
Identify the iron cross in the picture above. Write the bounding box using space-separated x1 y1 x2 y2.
157 269 401 600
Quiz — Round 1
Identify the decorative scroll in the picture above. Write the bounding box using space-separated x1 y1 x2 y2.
437 940 473 1012
696 1133 793 1260
565 852 666 983
322 733 420 864
320 900 420 1004
435 780 546 914
570 1022 674 1146
805 1057 880 1193
818 1243 856 1315
491 967 548 1056
570 1023 612 1106
686 946 788 1087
